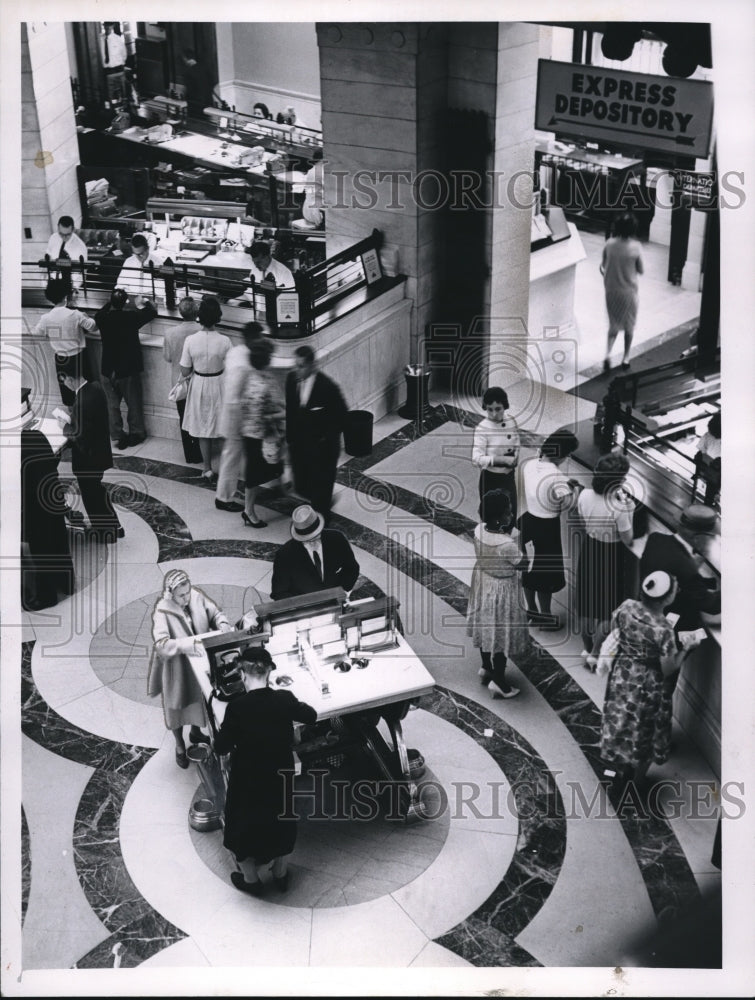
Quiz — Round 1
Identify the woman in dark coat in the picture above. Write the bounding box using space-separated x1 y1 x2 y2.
214 646 316 896
21 427 75 610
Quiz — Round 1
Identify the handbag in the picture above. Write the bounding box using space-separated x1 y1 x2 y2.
632 499 649 539
261 436 283 464
168 376 189 402
596 628 621 676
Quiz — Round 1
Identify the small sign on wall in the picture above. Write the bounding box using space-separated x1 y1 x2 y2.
276 292 300 325
361 248 383 285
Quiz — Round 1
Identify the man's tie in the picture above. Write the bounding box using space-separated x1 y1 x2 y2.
59 244 70 260
313 550 322 579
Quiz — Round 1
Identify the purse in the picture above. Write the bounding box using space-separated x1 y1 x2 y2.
261 436 282 464
168 376 189 402
596 628 621 675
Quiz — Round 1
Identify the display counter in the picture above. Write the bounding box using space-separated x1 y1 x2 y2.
528 221 587 341
186 589 435 828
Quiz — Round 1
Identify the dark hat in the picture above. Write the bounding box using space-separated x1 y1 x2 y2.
679 504 717 532
291 504 324 542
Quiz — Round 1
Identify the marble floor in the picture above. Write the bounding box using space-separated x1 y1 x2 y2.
8 232 731 995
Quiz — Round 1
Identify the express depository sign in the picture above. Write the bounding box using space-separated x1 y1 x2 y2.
535 60 714 159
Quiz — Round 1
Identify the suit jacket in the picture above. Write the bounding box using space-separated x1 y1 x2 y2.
96 301 157 378
285 370 347 453
271 530 359 601
640 531 721 628
64 381 113 474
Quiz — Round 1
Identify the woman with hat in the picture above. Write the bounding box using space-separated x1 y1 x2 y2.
214 645 317 896
600 571 702 784
149 569 233 768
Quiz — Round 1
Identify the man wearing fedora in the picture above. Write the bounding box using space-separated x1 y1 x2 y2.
271 505 359 601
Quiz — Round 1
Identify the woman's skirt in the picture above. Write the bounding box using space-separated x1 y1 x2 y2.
576 535 628 623
466 568 530 659
244 437 283 488
519 512 565 594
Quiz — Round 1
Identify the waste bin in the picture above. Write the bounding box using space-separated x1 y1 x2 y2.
397 365 432 421
344 409 373 457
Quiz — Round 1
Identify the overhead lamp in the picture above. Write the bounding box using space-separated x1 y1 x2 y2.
600 26 643 61
661 44 699 78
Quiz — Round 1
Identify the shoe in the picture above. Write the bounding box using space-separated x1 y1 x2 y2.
489 681 520 699
115 435 129 450
581 650 598 672
231 871 265 897
215 499 245 512
603 359 611 373
242 512 267 529
201 470 217 482
64 508 85 525
478 668 492 685
128 433 147 446
620 361 631 371
175 749 189 769
189 729 210 745
273 872 290 893
539 615 561 632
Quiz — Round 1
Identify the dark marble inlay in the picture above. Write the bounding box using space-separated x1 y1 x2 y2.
424 685 566 961
73 770 186 968
22 641 154 778
436 917 541 968
22 805 30 927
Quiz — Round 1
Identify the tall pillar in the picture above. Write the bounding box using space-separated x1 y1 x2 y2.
22 22 81 261
487 23 539 390
316 23 449 361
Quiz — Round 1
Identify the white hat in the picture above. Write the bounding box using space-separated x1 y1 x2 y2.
290 504 324 542
641 571 674 600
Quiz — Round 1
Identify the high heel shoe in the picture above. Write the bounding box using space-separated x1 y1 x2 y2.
489 681 520 699
478 668 492 686
242 512 267 529
231 872 265 897
201 470 217 483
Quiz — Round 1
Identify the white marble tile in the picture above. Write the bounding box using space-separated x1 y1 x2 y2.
139 936 211 968
310 894 428 967
392 824 515 939
190 894 312 967
409 940 473 967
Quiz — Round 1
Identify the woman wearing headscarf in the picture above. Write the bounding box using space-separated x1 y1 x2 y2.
600 571 702 784
148 569 232 768
215 645 316 896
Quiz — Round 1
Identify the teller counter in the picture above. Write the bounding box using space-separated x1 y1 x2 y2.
22 276 412 439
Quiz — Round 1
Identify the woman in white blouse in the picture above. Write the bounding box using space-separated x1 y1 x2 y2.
575 453 635 670
519 428 579 630
472 386 520 523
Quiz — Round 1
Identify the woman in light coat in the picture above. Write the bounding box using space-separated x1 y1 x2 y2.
148 569 232 768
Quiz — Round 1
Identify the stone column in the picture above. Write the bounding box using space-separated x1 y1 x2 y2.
22 22 82 261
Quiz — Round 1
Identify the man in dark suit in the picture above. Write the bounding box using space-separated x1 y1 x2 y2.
285 346 348 524
640 504 721 631
95 288 157 449
271 505 359 601
57 371 124 543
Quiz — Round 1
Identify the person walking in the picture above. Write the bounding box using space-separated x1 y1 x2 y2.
601 212 644 372
215 322 265 512
95 288 156 450
179 296 231 481
55 370 124 543
163 297 203 464
466 489 530 699
148 569 232 769
214 645 317 896
239 337 286 528
285 346 348 523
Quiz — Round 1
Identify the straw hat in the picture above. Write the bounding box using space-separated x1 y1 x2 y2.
290 504 324 542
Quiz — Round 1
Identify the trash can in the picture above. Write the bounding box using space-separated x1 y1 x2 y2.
344 410 373 457
397 364 432 421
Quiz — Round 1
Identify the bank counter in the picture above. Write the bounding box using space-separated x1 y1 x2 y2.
185 589 435 831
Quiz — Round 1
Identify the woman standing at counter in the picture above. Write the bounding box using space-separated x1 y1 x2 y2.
179 296 231 481
215 646 316 896
148 569 232 768
472 387 520 523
